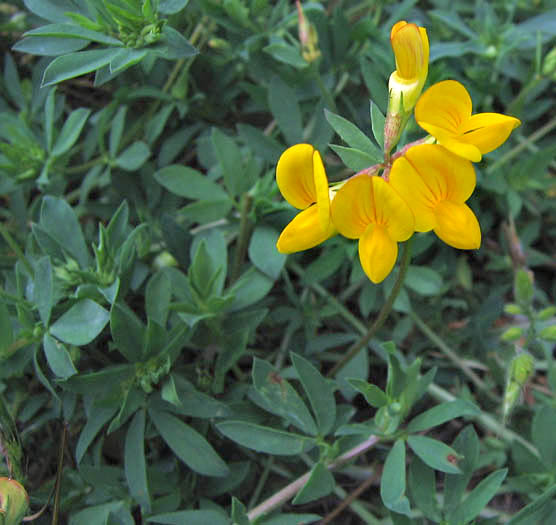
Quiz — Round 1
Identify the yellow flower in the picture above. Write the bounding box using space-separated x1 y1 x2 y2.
276 144 336 253
389 144 481 249
388 21 429 113
415 80 521 162
331 175 414 283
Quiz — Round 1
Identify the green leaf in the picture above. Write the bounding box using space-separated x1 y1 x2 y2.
0 302 14 356
325 109 381 158
42 48 122 86
507 484 556 525
264 42 307 68
252 358 317 436
110 48 148 74
231 497 249 525
380 439 411 516
248 226 286 280
532 405 556 468
43 333 77 379
211 128 245 196
154 164 227 200
329 144 381 171
51 107 91 157
290 353 336 436
348 378 388 408
22 23 123 46
370 101 385 149
68 501 128 525
405 266 444 296
115 141 150 171
407 400 480 433
407 435 461 474
125 410 150 511
109 106 127 157
268 75 302 144
261 514 321 525
13 36 88 56
149 409 229 477
22 0 87 23
159 0 190 15
35 256 53 326
146 510 229 525
40 196 89 268
217 420 313 456
158 26 198 59
146 270 172 326
450 469 507 525
229 267 274 311
61 364 135 395
237 123 282 163
408 457 440 521
110 302 145 362
75 402 119 463
50 300 109 346
293 461 335 504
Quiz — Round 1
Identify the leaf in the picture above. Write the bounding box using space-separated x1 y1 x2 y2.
146 510 229 525
405 266 444 296
149 409 229 477
115 141 150 171
231 497 249 525
40 195 89 268
229 267 274 311
0 302 14 355
13 36 88 56
217 420 313 455
146 270 172 326
408 457 440 521
291 353 336 436
43 333 77 379
407 435 461 474
155 165 227 200
532 405 556 468
35 256 53 326
329 144 381 171
264 42 307 68
110 48 147 74
22 23 123 45
407 400 480 433
52 107 91 157
380 439 411 516
348 378 388 408
75 402 119 463
23 0 88 23
293 461 335 504
268 75 302 144
248 226 286 280
158 0 190 15
110 302 145 362
450 469 507 524
125 410 150 511
506 484 556 525
370 101 385 149
50 300 109 346
261 514 321 525
211 127 245 196
325 109 381 159
252 358 317 435
42 48 122 86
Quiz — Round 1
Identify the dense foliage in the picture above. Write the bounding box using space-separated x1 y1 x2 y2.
0 0 555 523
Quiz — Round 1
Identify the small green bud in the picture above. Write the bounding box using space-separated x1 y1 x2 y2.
504 303 522 315
514 268 534 307
537 306 556 321
510 353 535 386
542 47 556 81
501 326 523 342
539 325 556 342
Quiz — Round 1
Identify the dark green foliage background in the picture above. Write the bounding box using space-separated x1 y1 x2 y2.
0 0 555 523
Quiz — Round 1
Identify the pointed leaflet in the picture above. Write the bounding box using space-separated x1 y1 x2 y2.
381 439 411 516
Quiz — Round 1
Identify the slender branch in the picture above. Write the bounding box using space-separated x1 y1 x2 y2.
246 434 380 521
326 237 413 378
229 193 253 283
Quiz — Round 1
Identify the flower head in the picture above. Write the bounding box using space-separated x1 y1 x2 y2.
388 21 429 113
276 144 336 253
415 80 521 162
331 175 414 283
389 144 481 249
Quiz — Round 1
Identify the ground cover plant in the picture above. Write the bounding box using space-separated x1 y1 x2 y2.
0 0 555 523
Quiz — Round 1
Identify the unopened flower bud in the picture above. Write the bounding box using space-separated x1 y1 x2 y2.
0 477 29 525
501 326 523 342
537 306 556 321
296 0 320 63
542 47 556 81
539 325 556 342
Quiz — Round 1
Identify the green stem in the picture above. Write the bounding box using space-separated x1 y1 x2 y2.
248 456 274 510
409 310 499 401
313 64 336 111
0 222 33 275
326 237 412 378
229 193 253 284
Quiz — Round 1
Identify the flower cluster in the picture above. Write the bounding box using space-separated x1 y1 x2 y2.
276 20 521 283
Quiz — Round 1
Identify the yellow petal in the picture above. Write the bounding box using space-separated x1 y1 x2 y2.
330 175 374 239
460 113 521 155
390 22 427 82
415 80 472 135
359 224 398 284
433 201 481 250
372 176 414 241
276 144 317 209
313 150 331 231
276 205 336 253
389 156 437 232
